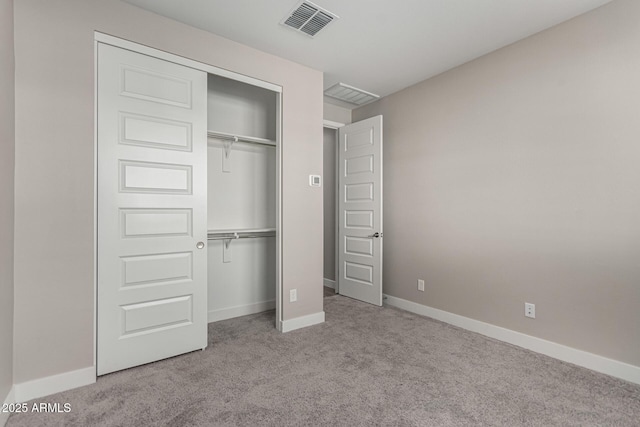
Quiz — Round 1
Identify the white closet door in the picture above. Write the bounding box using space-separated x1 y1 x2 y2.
97 44 208 375
338 116 383 306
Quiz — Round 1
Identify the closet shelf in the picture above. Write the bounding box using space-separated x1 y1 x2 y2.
207 130 276 147
207 228 276 241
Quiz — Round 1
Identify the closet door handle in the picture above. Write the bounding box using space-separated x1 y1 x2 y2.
368 232 383 238
196 241 205 249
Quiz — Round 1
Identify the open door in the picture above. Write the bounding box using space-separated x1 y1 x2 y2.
337 116 383 306
97 44 208 375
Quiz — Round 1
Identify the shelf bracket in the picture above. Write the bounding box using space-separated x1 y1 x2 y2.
222 136 238 173
222 232 238 263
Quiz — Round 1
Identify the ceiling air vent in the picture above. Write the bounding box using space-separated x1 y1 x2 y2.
281 1 338 37
324 83 380 106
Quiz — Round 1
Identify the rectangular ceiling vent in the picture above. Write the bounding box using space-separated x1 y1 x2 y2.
324 83 380 106
281 1 339 37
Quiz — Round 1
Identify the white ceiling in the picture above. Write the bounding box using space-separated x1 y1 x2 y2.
122 0 611 108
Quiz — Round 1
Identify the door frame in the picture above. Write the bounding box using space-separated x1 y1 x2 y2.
322 119 345 295
93 32 285 370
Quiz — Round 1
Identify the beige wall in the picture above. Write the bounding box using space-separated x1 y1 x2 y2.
354 0 640 367
323 102 352 125
323 128 337 281
13 0 323 384
0 0 14 405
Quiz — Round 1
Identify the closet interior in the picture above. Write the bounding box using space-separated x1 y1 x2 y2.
206 74 278 322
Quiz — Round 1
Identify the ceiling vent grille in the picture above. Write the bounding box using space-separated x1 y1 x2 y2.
281 1 338 37
324 83 380 106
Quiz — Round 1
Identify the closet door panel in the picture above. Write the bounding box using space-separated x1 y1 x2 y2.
120 208 193 238
98 43 207 376
120 113 192 151
119 160 192 194
120 64 192 108
120 295 194 336
121 252 193 287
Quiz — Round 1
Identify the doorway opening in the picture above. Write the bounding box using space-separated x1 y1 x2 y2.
322 125 339 297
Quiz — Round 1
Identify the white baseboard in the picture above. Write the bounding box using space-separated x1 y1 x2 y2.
1 386 15 427
384 294 640 385
208 300 275 323
323 279 335 289
279 311 325 333
14 366 96 403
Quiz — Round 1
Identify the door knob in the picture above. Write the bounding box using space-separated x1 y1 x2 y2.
368 232 383 238
196 241 205 249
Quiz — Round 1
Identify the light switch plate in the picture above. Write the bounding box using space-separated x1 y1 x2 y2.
309 175 321 187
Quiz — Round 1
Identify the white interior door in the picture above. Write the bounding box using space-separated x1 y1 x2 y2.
338 116 383 306
97 43 208 375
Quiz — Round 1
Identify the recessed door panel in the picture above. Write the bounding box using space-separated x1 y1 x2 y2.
121 65 192 108
121 295 193 336
120 161 192 194
345 210 373 229
121 113 192 151
345 236 373 257
121 209 192 238
344 262 373 286
345 154 374 176
121 252 193 287
345 183 373 202
345 128 373 151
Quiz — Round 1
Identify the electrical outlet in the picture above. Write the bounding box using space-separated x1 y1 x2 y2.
290 289 297 303
525 302 535 319
417 279 425 292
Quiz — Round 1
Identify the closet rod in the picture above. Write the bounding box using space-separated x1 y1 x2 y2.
207 231 276 241
207 131 276 147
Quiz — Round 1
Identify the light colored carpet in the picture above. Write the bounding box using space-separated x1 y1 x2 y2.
8 294 640 426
